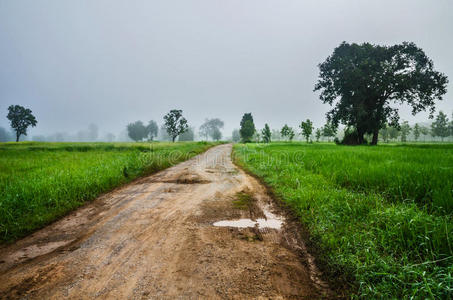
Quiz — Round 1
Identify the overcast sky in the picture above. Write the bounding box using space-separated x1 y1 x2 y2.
0 0 452 138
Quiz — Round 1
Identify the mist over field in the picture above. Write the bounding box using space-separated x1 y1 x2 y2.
1 0 452 140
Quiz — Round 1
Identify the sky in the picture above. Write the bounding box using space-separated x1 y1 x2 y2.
0 0 452 139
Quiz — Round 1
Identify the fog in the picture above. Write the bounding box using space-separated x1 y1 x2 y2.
0 0 452 140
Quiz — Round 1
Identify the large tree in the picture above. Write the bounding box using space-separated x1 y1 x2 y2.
314 42 448 145
127 121 147 142
164 109 188 142
239 113 255 142
7 105 38 142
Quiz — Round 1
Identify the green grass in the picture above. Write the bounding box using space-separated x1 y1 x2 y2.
0 141 216 243
234 142 453 299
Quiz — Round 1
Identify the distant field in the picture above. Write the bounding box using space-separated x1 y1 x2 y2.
0 141 215 242
234 143 453 299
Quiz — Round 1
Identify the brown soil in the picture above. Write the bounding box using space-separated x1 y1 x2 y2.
0 144 332 299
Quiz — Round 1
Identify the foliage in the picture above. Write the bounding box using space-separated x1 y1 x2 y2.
413 123 420 141
399 121 411 142
431 111 450 141
315 128 321 142
146 120 159 141
234 143 453 298
0 141 215 242
7 105 38 142
261 124 271 143
199 118 224 140
239 113 255 142
280 124 295 142
299 119 313 142
314 42 448 145
322 122 336 141
127 121 147 142
163 109 189 142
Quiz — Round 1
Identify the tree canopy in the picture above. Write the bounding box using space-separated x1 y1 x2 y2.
199 118 224 141
127 121 147 142
314 42 448 145
7 105 38 142
239 113 255 142
431 111 450 141
300 119 313 143
261 124 271 143
146 120 159 141
164 109 188 142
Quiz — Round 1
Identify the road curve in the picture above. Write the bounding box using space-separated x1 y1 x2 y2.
0 144 330 299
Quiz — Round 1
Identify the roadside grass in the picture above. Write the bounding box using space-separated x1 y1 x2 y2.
0 141 216 243
234 142 453 299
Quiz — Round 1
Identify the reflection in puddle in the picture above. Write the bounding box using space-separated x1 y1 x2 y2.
213 206 283 230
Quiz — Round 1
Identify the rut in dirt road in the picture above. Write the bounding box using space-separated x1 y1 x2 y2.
0 144 331 299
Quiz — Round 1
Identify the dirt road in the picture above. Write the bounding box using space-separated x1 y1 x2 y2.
0 144 330 299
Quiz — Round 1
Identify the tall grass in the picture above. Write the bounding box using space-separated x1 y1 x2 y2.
0 141 215 242
234 143 453 299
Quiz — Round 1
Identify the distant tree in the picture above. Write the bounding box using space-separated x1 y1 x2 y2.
261 124 271 143
388 126 399 142
212 127 222 141
271 129 281 141
400 121 411 142
179 126 195 141
232 129 241 142
300 119 314 143
199 118 224 140
105 133 115 142
146 120 159 141
450 112 453 137
0 127 12 142
253 131 261 143
164 109 188 142
413 124 421 142
7 105 38 142
239 113 255 142
420 126 430 142
315 128 321 142
127 121 147 142
431 111 450 141
322 122 336 142
87 123 98 141
379 124 389 143
280 124 291 141
314 42 448 145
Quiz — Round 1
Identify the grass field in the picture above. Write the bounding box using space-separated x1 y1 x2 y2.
234 143 453 299
0 141 216 243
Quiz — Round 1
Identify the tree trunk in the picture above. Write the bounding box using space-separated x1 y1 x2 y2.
16 132 20 142
172 136 176 142
370 127 379 145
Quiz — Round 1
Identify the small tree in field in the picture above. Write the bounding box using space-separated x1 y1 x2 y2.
420 126 429 142
280 124 294 142
262 124 271 143
322 122 336 142
379 125 389 143
164 109 188 142
146 120 158 141
232 129 240 142
127 121 147 142
315 128 321 142
239 113 255 142
7 105 37 142
400 121 411 142
388 126 399 142
300 119 313 143
413 123 421 142
431 111 450 141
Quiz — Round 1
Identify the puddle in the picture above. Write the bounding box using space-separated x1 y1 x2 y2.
213 206 283 230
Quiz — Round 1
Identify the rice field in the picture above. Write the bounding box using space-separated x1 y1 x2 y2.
234 143 453 299
0 141 216 243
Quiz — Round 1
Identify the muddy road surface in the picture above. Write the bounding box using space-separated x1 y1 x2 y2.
0 144 331 299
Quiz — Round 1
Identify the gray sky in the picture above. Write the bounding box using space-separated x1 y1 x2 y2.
1 0 452 138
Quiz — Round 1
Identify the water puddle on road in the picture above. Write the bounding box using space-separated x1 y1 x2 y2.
213 206 283 230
